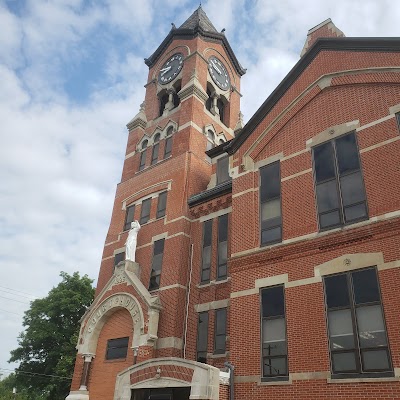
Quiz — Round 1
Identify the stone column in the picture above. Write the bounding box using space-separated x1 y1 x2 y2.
79 354 95 391
210 92 220 116
164 88 176 113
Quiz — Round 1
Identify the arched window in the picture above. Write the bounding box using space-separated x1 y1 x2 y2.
206 130 215 151
159 93 169 116
173 82 181 108
138 140 148 171
219 138 225 145
151 133 161 165
217 98 225 124
206 87 213 112
164 127 174 159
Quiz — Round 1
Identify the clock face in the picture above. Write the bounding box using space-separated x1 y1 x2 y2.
208 56 230 91
158 53 184 84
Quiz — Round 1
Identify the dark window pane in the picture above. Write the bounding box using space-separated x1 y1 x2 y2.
164 137 172 158
336 132 360 175
140 198 151 224
332 352 357 372
217 156 231 184
328 309 355 350
217 241 227 269
215 309 226 335
314 142 335 182
197 312 209 353
203 220 213 247
362 349 390 371
344 203 367 222
262 318 286 356
261 199 281 223
263 357 287 376
217 264 227 280
139 149 147 171
201 267 210 282
197 352 207 363
356 305 387 348
316 180 340 213
218 214 228 242
114 252 125 266
151 143 159 165
124 205 135 231
156 191 167 218
340 172 366 207
214 308 227 353
325 274 350 308
106 337 129 360
260 162 280 202
261 226 281 245
262 286 284 317
319 210 341 229
149 239 164 290
352 268 380 304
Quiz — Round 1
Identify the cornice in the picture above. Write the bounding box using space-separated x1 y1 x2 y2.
188 180 232 207
145 27 246 76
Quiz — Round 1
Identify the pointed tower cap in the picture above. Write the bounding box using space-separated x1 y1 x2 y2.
179 5 218 33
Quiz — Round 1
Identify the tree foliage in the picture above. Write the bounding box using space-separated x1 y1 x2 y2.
9 272 94 400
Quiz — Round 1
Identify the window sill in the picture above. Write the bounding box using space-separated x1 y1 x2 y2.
134 155 172 176
104 358 127 363
208 352 229 359
258 377 291 386
197 277 231 288
327 376 398 384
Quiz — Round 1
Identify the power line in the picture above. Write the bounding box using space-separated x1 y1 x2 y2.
0 368 72 380
0 295 30 305
0 285 38 299
0 288 37 301
0 308 24 317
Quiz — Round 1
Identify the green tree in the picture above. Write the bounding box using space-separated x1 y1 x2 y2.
9 272 94 400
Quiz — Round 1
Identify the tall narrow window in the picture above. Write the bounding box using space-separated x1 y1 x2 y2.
196 311 209 363
140 198 151 225
159 93 168 116
156 191 167 219
214 308 227 354
313 131 367 230
138 140 148 171
261 286 288 380
216 156 231 184
124 204 135 231
217 98 225 124
106 337 129 360
164 127 173 159
260 162 282 246
151 133 160 165
201 220 213 283
148 239 165 291
217 214 228 280
324 268 392 377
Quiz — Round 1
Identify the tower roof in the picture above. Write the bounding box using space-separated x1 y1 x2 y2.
145 7 246 76
179 5 218 33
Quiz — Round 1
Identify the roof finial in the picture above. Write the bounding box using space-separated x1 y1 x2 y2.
199 2 202 8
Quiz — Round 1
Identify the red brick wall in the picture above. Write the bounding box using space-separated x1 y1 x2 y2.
88 308 134 400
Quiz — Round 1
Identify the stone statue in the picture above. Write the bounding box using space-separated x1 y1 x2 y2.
125 221 141 262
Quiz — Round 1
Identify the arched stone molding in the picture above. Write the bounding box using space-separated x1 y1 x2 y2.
78 292 144 355
78 261 162 355
114 357 221 400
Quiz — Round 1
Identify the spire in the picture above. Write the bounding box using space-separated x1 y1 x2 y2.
179 5 218 33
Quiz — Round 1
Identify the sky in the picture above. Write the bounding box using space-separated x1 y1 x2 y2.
1 0 400 380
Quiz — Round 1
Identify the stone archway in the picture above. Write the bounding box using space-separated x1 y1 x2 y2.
78 293 145 355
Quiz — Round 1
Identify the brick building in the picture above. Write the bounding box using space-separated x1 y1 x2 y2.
66 7 400 400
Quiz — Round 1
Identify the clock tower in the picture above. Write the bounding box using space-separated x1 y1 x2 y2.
67 6 244 400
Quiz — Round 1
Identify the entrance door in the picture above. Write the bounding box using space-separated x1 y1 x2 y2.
132 387 190 400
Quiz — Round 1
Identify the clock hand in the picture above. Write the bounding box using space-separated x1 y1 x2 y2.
160 66 172 75
211 60 222 74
